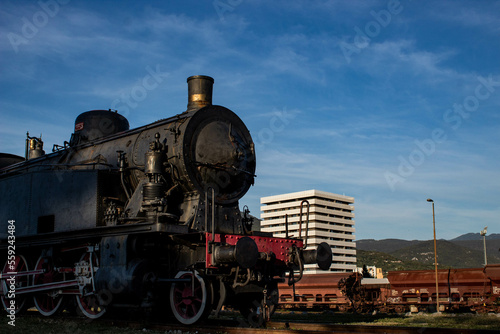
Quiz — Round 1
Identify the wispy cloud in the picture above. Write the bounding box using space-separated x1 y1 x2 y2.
428 1 500 32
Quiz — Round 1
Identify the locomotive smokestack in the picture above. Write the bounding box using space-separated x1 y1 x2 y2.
187 75 214 112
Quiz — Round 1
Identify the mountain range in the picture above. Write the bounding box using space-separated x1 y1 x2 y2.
356 233 500 273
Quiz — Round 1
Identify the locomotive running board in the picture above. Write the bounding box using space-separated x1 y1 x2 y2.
2 222 189 248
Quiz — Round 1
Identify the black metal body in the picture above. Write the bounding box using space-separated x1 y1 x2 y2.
0 104 254 237
0 76 331 324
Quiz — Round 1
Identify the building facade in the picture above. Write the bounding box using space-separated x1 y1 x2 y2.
260 190 356 273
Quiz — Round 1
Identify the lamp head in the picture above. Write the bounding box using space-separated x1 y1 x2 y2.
427 198 434 203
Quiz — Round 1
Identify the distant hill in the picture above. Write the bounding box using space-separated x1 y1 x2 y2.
356 233 500 273
392 240 494 268
451 233 500 241
356 249 434 272
357 239 421 253
452 239 500 255
356 239 420 253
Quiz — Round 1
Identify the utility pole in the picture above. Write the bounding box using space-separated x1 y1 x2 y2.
480 227 488 266
427 199 439 313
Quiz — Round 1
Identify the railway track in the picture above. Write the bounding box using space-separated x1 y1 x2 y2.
112 318 499 334
268 322 498 334
10 310 500 334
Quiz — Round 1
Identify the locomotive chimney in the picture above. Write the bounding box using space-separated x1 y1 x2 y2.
186 75 214 112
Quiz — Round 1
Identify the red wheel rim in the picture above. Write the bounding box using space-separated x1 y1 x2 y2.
33 255 64 316
170 271 208 325
1 255 28 313
75 252 106 319
76 294 106 318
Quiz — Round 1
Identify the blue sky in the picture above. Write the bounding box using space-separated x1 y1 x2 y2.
1 0 499 241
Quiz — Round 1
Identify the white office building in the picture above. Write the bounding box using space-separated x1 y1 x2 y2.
260 190 356 273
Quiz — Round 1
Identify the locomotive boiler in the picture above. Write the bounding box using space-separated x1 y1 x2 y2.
0 75 332 325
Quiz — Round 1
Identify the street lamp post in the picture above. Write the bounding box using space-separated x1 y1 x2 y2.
427 198 439 313
480 226 488 266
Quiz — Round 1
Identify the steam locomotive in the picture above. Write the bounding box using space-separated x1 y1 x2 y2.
0 75 332 325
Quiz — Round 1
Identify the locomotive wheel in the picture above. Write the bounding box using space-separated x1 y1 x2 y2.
263 282 279 320
238 292 274 327
394 305 406 314
75 252 106 319
33 255 64 316
238 295 264 327
1 255 29 314
169 270 212 325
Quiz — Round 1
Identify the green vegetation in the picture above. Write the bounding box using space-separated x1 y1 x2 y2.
357 237 500 274
356 249 434 274
272 311 500 330
0 316 139 334
355 313 500 330
392 240 490 268
3 311 500 333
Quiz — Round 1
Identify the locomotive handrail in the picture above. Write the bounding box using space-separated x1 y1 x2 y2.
242 205 253 234
205 187 216 234
211 189 215 235
117 150 131 200
2 162 114 171
288 245 304 287
285 214 289 239
205 189 208 233
194 161 256 177
1 112 193 174
232 267 251 288
298 200 310 249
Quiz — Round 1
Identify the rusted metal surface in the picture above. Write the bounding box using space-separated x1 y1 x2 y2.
278 273 352 309
388 267 500 313
278 267 500 313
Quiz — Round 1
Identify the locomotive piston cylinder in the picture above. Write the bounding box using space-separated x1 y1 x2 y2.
143 182 164 201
